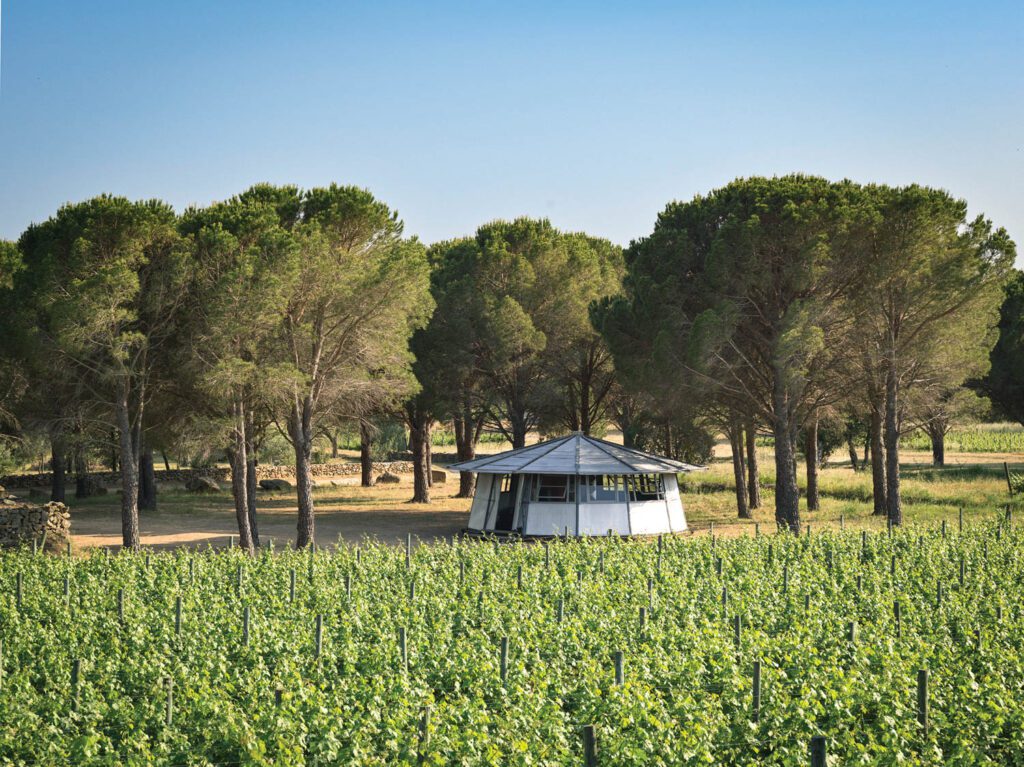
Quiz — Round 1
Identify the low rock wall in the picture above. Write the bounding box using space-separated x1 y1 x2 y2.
0 496 71 551
1 461 419 490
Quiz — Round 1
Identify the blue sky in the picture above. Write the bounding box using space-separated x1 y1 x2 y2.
1 1 1022 259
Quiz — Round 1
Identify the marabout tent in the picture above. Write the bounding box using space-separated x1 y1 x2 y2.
448 432 703 537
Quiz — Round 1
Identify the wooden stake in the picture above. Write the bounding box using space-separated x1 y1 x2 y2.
583 725 597 767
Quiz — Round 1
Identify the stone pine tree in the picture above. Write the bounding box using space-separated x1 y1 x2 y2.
179 187 299 554
277 185 432 548
854 185 1015 526
980 270 1024 427
423 238 489 497
14 197 188 550
595 176 869 533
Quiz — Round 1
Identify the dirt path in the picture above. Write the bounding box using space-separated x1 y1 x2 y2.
68 474 469 550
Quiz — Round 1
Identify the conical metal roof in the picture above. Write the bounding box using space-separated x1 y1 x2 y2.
447 432 703 475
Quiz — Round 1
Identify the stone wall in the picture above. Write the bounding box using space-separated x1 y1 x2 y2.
0 491 71 551
0 461 419 490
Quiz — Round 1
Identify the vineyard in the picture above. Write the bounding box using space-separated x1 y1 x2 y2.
2 521 1024 766
900 424 1024 454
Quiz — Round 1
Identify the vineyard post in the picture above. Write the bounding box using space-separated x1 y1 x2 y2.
782 565 788 595
848 620 857 644
275 688 283 708
752 659 761 722
647 577 654 609
417 705 432 764
409 579 416 602
721 586 728 616
117 588 124 623
242 605 250 647
941 520 946 539
583 725 597 767
936 582 943 608
599 552 605 575
715 557 723 576
165 678 173 726
804 594 810 612
614 651 624 685
733 614 741 648
959 558 965 588
755 522 760 537
289 568 296 603
959 508 963 533
71 659 81 711
517 565 523 590
544 543 550 569
810 736 826 767
399 627 408 673
406 533 412 569
16 572 22 610
315 614 323 659
175 596 182 637
500 636 509 683
639 606 647 634
917 669 929 732
64 574 70 600
229 535 235 549
188 557 194 584
237 563 243 595
67 539 72 557
894 601 901 639
890 555 896 578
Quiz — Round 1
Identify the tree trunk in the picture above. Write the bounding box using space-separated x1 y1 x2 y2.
409 414 431 503
115 385 140 551
771 376 801 534
929 426 946 467
327 429 339 459
805 416 819 512
870 404 887 515
289 399 316 548
425 432 433 487
510 417 528 449
745 421 761 509
245 409 259 547
846 438 860 471
884 364 903 526
162 451 171 472
359 420 373 487
50 435 66 504
138 446 157 511
453 414 477 498
74 445 91 499
229 400 255 555
729 425 750 519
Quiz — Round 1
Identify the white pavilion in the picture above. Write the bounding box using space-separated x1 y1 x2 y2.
448 432 702 537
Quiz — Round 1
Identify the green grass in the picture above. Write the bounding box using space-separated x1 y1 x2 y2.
679 452 1021 533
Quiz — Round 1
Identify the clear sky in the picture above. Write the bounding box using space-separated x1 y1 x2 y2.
1 1 1022 258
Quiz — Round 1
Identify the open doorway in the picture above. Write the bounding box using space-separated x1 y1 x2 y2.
494 474 519 531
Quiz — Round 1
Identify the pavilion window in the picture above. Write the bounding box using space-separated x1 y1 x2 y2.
581 474 626 502
532 474 575 503
628 474 665 502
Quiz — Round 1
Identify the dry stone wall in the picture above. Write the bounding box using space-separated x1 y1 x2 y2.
0 489 71 551
0 461 419 490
